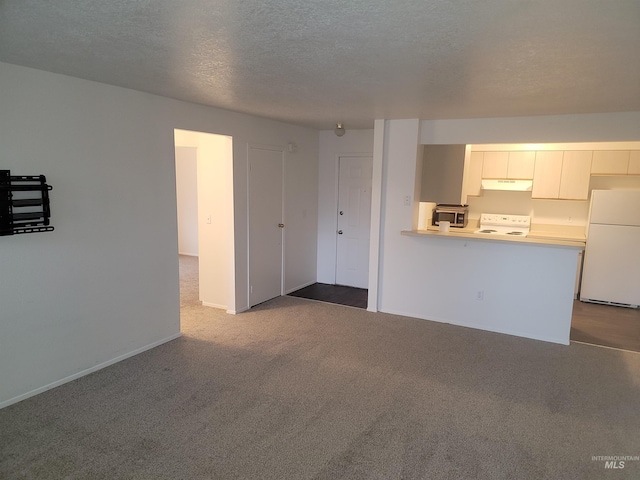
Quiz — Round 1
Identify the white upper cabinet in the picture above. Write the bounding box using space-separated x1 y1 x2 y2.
628 151 640 175
559 151 592 200
481 152 508 178
591 151 630 175
507 151 535 179
479 151 534 179
532 151 591 200
532 151 563 199
467 146 639 202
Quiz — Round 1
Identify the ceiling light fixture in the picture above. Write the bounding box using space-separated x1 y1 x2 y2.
334 123 346 137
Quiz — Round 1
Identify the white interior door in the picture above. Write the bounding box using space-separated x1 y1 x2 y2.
336 156 373 288
249 147 284 307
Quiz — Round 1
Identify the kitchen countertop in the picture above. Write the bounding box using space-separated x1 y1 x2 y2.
402 222 586 248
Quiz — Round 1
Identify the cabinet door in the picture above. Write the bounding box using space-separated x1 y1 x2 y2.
559 151 592 200
481 152 508 178
629 151 640 174
591 151 629 175
532 151 562 199
466 152 484 197
507 151 535 179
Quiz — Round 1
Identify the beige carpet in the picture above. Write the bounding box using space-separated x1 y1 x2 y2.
178 254 200 308
1 255 640 479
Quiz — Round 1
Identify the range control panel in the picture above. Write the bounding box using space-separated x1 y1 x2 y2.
479 214 531 228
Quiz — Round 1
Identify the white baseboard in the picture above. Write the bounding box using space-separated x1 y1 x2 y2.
380 307 569 346
228 305 249 314
178 252 199 257
202 301 227 310
0 332 182 410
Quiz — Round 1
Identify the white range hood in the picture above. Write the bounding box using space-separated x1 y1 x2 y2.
481 179 533 192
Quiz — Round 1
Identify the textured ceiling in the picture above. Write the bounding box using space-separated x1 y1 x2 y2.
1 0 639 129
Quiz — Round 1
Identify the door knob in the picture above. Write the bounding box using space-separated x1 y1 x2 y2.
278 223 285 228
339 211 344 215
338 230 343 235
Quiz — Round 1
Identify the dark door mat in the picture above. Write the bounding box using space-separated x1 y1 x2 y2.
288 283 368 309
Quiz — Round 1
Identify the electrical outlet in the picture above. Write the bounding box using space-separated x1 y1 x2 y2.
206 214 212 224
476 290 484 301
403 195 411 206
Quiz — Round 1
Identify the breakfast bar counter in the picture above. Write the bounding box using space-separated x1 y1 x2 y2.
402 223 586 249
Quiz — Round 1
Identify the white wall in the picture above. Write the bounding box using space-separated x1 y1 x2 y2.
377 118 423 305
383 234 578 344
175 146 199 256
421 112 640 144
0 62 318 408
317 129 374 284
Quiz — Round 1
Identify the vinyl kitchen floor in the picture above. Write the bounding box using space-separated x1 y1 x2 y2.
570 300 640 353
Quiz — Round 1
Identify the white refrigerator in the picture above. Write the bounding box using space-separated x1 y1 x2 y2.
580 190 640 307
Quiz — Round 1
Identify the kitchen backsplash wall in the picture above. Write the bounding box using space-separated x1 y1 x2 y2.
466 175 640 226
466 190 589 226
591 175 640 191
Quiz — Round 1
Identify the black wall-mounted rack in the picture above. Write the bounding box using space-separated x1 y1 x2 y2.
1 170 54 236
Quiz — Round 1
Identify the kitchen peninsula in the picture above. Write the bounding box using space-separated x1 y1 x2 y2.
397 224 585 345
405 222 586 248
379 129 640 349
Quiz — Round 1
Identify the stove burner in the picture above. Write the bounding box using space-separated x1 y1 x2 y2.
478 229 497 233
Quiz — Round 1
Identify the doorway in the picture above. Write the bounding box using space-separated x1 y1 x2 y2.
336 156 373 288
174 129 234 315
248 145 285 307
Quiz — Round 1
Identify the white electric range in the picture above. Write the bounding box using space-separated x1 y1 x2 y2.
474 213 531 237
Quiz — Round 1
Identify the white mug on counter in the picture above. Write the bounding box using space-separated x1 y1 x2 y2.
439 220 450 232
